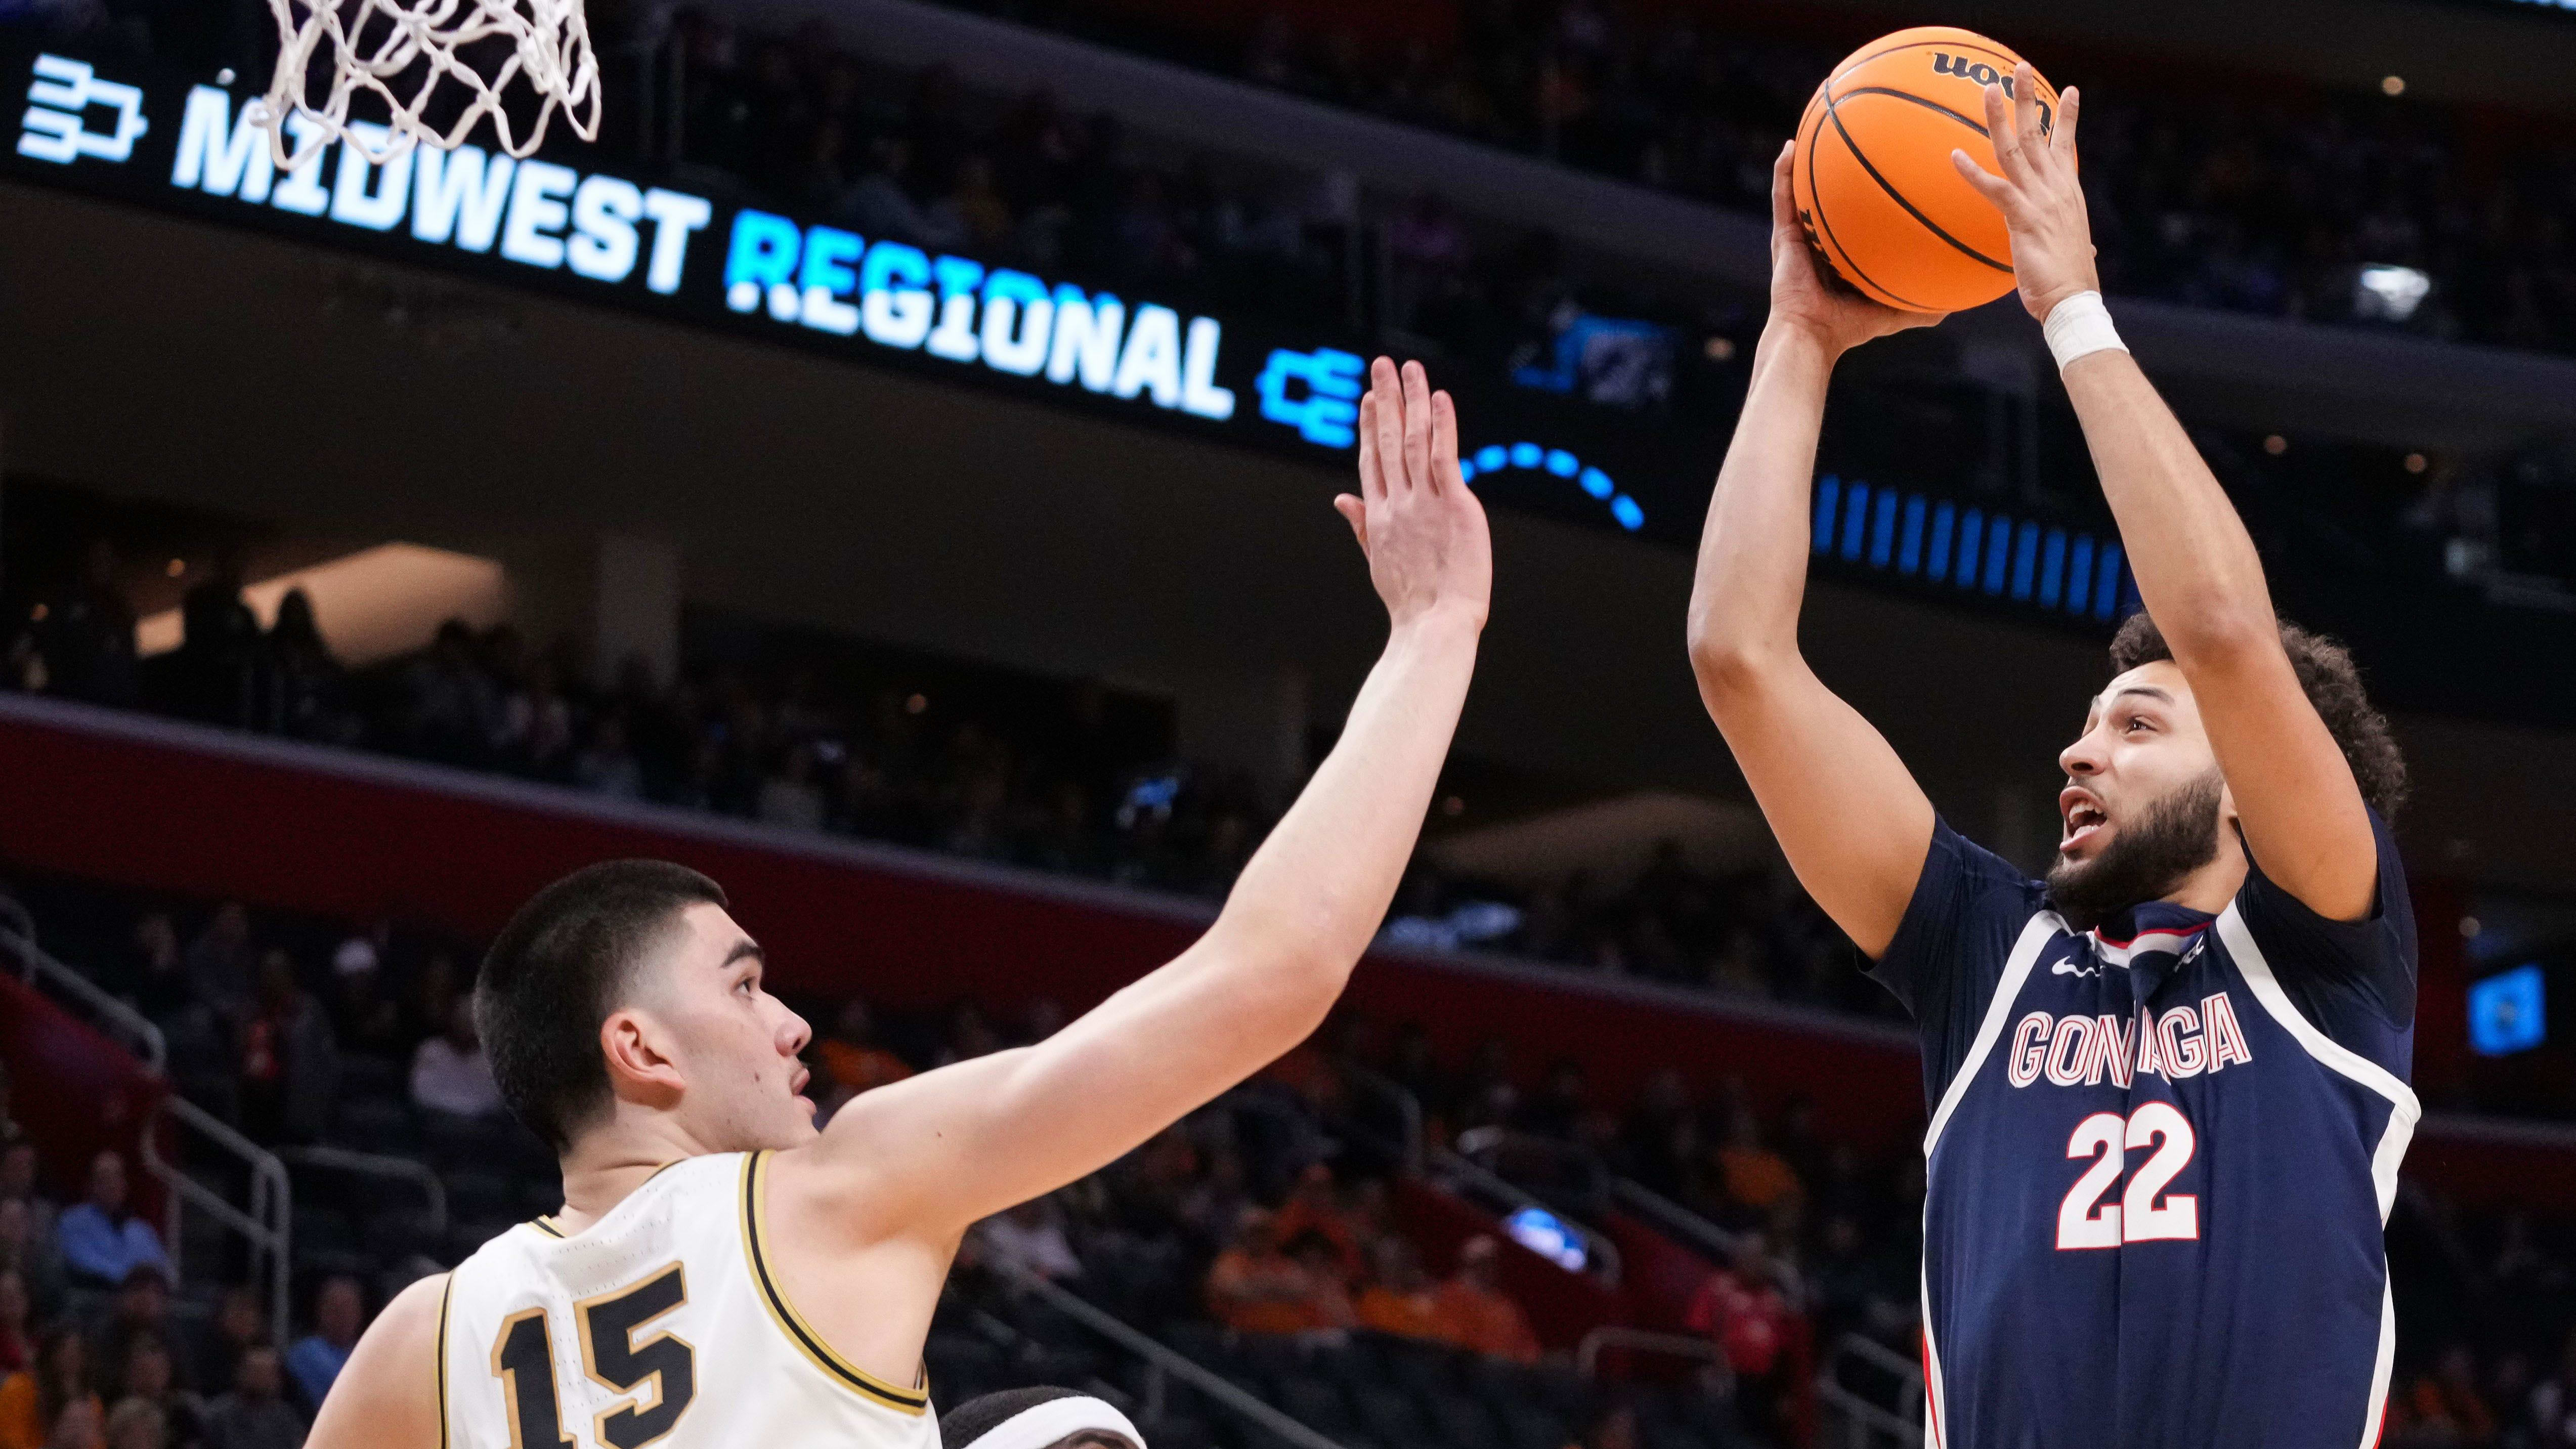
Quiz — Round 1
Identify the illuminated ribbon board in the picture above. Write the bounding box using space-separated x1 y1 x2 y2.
3 46 1650 534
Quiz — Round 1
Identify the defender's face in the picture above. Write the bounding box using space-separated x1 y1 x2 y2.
637 903 818 1150
2055 661 2226 865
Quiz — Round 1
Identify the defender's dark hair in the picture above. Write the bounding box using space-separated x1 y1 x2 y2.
2108 612 2409 820
476 860 727 1151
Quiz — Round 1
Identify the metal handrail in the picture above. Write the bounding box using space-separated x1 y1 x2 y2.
1814 1332 1924 1449
277 1144 449 1239
1608 1177 1809 1309
1335 1061 1425 1174
1454 1126 1613 1209
1452 1126 1810 1308
1575 1326 1736 1398
1001 1267 1351 1449
1428 1144 1623 1287
6 920 286 1340
143 1094 293 1348
0 924 166 1073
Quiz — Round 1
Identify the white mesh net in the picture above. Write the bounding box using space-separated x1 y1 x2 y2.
254 0 601 168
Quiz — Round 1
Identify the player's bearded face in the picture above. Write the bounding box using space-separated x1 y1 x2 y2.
2045 766 2225 931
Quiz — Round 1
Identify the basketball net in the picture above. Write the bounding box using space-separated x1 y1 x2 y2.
252 0 602 169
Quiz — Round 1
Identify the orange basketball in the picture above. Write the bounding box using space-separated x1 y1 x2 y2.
1791 27 2058 314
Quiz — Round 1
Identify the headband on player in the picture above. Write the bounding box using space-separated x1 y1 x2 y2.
939 1386 1145 1449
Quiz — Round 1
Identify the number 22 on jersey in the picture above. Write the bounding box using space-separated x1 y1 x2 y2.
2056 1102 2200 1250
494 1264 697 1449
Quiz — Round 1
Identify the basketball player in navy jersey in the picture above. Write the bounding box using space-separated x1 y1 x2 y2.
1691 70 2416 1448
300 359 1490 1449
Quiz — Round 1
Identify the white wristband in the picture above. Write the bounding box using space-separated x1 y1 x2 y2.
2043 290 2127 370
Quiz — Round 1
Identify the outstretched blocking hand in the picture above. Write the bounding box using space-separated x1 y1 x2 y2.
1334 358 1493 633
1764 141 1944 356
1952 66 2099 321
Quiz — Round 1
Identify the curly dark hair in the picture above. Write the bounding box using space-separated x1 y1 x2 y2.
2108 612 2408 819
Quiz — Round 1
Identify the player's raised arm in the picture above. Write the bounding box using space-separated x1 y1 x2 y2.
1685 143 1942 958
789 358 1489 1238
1955 69 2378 921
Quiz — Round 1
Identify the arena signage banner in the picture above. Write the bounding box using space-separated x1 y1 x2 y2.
2 41 1689 535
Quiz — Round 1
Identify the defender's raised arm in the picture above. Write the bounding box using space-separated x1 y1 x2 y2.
1955 69 2379 921
1686 144 1941 958
790 358 1490 1240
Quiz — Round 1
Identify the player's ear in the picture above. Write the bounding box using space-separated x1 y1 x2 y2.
601 1007 687 1109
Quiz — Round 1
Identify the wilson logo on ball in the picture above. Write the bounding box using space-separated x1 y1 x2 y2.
1930 54 2009 87
1930 53 2053 127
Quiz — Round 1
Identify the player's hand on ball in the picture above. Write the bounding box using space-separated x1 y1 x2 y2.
1953 65 2099 321
1764 142 1944 356
1335 358 1492 633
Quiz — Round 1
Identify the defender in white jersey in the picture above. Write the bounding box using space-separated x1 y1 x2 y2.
305 359 1493 1449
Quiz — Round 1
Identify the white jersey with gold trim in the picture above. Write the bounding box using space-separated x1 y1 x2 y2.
437 1151 938 1449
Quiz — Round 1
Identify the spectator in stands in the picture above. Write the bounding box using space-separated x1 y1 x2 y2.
2533 1328 2576 1446
1712 1101 1800 1231
572 710 645 800
2388 1343 2498 1446
1268 1164 1363 1284
283 1276 361 1413
189 1287 264 1401
0 1204 57 1331
973 1198 1083 1284
757 743 828 830
106 1332 196 1449
1431 1234 1539 1365
497 651 577 781
814 999 913 1098
1353 1235 1444 1341
174 546 262 730
0 1063 18 1148
114 914 187 1025
326 934 402 1063
399 619 501 765
1519 1059 1591 1141
100 1397 161 1449
54 1152 167 1290
183 905 255 1025
1286 1231 1358 1336
936 1002 1005 1066
0 1325 99 1449
33 540 138 709
89 1265 184 1397
1204 1211 1349 1337
1176 1147 1252 1250
1808 1211 1908 1346
237 949 338 1144
1683 1232 1797 1438
0 1271 25 1376
200 1345 299 1449
409 998 502 1124
262 587 355 746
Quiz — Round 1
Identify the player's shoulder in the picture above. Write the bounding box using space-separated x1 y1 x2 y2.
374 1270 454 1354
304 1272 450 1449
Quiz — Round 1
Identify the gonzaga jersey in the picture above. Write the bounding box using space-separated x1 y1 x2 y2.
437 1152 936 1449
1873 814 2418 1449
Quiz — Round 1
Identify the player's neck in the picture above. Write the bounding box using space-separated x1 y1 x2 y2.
2155 833 2248 918
551 1114 713 1233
